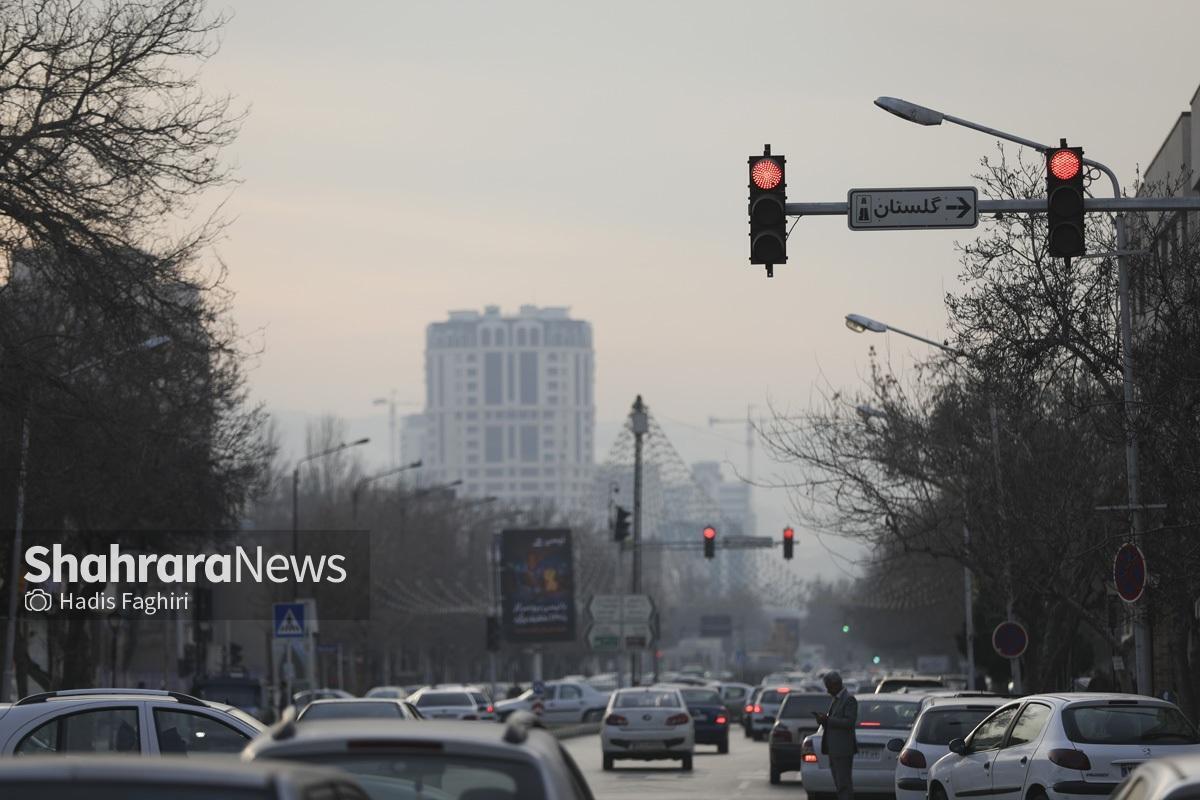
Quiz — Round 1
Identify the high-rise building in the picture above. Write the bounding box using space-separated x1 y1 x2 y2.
413 305 595 509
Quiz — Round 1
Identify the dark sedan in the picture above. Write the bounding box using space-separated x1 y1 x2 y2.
674 686 731 754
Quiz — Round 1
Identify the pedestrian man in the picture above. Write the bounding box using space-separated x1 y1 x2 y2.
815 671 857 800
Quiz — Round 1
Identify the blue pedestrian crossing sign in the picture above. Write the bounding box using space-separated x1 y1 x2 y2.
273 602 306 638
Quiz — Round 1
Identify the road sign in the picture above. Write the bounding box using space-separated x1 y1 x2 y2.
586 623 622 652
848 187 978 231
992 621 1028 659
273 602 306 638
621 594 654 622
622 623 654 650
1114 542 1147 603
588 595 623 624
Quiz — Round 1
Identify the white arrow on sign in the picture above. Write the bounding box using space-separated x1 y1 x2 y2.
848 187 978 231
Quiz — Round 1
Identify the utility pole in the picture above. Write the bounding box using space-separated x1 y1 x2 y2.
630 396 649 685
989 403 1021 694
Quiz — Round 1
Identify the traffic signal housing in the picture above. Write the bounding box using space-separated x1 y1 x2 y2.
783 526 794 560
748 145 787 276
613 505 631 542
703 525 716 559
1046 144 1085 258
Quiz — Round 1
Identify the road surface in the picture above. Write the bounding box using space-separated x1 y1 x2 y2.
563 729 808 800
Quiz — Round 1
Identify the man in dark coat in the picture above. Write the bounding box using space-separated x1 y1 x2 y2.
816 671 858 800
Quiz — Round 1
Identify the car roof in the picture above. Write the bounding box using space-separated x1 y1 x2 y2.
0 755 345 787
1027 692 1176 706
246 717 560 761
307 698 402 705
864 693 925 702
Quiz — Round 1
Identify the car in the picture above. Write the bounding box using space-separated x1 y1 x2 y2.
297 697 423 722
893 695 1011 800
407 685 496 720
363 685 408 698
668 684 731 753
601 686 695 771
749 685 805 741
875 674 947 694
245 711 596 800
769 691 832 784
291 687 353 714
494 679 610 723
800 692 923 798
743 686 764 738
0 754 369 798
927 693 1200 800
1111 752 1200 800
0 688 264 756
720 681 754 723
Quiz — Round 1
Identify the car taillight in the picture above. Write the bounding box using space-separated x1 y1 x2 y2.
715 715 727 725
753 704 763 714
666 713 690 726
1049 748 1092 771
486 705 494 713
899 749 927 769
771 726 792 743
802 738 818 763
605 714 628 726
745 704 754 713
859 721 881 727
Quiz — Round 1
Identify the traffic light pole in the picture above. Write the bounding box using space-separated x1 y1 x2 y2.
629 396 648 686
785 196 1200 217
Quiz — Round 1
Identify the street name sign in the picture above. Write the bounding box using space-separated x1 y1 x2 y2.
848 187 978 231
621 594 654 622
588 595 623 624
622 623 654 650
586 623 622 652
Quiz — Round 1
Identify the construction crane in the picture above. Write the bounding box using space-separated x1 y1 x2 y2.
708 404 758 484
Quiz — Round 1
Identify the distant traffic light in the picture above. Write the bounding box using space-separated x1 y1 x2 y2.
486 615 501 652
748 145 787 276
842 624 851 634
783 527 795 560
703 525 717 559
613 505 631 542
1046 143 1085 258
872 655 881 665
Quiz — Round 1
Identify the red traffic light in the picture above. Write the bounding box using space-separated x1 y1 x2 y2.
1048 149 1082 181
751 158 783 190
783 527 794 540
703 526 716 540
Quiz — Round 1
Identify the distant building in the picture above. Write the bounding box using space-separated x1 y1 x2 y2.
413 305 596 509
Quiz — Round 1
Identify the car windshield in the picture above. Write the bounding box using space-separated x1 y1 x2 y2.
299 753 544 800
1063 704 1200 744
780 695 831 719
915 707 1000 744
301 701 403 720
857 699 921 730
679 689 723 705
615 690 680 709
0 786 272 800
416 692 473 708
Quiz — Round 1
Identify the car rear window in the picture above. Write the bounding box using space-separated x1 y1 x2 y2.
760 690 792 705
780 695 830 719
915 708 998 744
680 689 723 705
0 786 272 800
301 753 544 800
1063 704 1200 745
879 679 945 692
615 690 680 708
470 693 490 706
302 702 403 720
416 692 473 707
857 700 920 730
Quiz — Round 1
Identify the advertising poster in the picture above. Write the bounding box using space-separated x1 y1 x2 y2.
500 528 576 643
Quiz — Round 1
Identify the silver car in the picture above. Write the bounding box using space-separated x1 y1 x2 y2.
0 754 368 799
0 688 263 756
1113 752 1200 800
245 711 596 800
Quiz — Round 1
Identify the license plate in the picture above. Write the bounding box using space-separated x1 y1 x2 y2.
856 748 882 761
633 742 660 751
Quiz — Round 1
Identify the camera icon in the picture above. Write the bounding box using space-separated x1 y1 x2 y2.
24 588 52 613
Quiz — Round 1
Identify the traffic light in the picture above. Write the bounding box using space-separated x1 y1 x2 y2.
613 505 631 542
748 145 787 277
486 615 501 652
841 624 851 634
1046 142 1085 258
703 525 717 559
783 526 795 560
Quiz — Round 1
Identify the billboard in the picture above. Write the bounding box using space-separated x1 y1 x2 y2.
500 528 576 643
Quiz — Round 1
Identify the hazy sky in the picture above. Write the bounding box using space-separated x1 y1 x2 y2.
201 0 1200 579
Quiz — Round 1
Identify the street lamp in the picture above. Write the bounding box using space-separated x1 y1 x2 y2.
2 334 171 702
351 459 423 521
873 98 1150 695
291 437 370 598
846 314 983 691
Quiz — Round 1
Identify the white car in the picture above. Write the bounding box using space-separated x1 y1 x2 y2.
800 693 922 798
894 696 1010 800
494 680 610 724
406 686 495 721
601 686 695 771
928 693 1200 800
750 685 806 740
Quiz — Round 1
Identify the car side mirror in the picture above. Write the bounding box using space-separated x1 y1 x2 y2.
887 738 905 753
948 738 967 755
